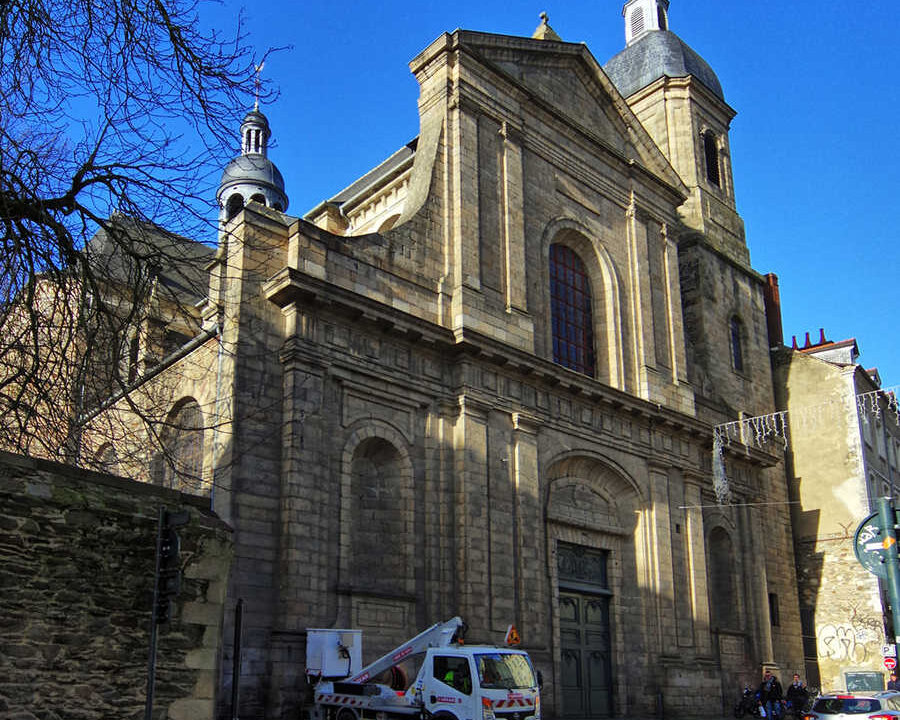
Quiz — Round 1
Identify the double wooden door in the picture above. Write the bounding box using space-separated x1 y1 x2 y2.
559 591 613 718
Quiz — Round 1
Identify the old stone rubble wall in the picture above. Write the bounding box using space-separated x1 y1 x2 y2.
0 451 233 720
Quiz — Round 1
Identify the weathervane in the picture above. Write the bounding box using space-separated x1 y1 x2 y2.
253 60 265 111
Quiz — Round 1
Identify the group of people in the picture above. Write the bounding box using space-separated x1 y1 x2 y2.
757 671 810 719
748 668 900 720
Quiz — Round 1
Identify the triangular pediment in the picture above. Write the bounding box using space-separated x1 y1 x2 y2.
455 31 686 196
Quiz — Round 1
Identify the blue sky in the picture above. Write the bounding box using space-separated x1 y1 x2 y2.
206 0 899 387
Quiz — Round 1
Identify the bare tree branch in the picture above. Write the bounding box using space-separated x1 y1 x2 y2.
0 0 284 473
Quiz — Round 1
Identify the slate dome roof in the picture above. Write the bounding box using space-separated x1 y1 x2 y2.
219 153 286 193
603 30 724 101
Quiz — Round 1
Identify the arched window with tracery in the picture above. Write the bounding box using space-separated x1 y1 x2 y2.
153 398 205 494
550 243 596 377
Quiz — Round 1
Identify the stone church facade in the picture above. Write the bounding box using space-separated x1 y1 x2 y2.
87 2 804 717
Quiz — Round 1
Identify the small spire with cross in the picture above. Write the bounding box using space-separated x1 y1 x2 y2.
532 11 562 41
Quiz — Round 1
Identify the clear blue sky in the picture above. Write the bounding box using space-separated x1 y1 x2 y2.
206 0 899 387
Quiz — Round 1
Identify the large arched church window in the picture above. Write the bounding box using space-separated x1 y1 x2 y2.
549 243 596 377
153 397 205 493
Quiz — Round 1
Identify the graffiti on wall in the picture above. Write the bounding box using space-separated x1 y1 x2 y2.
817 602 883 664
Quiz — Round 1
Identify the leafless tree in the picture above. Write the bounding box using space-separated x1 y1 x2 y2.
0 0 275 465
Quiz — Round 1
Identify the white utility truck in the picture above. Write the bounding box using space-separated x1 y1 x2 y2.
305 617 541 720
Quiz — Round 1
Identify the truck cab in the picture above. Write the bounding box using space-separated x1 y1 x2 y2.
415 646 540 720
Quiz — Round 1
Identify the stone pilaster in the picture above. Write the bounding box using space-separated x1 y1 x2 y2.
455 396 491 628
501 122 527 313
456 106 481 292
649 466 676 655
511 411 546 646
742 502 774 664
684 476 712 655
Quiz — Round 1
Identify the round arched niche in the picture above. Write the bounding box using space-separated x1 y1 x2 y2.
152 396 205 494
339 423 415 600
545 455 641 535
707 525 740 630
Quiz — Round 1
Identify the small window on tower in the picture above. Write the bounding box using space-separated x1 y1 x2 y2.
657 5 668 30
730 316 744 373
704 131 721 187
226 193 244 220
630 8 645 37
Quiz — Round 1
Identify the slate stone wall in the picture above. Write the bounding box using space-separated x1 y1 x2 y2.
0 451 233 720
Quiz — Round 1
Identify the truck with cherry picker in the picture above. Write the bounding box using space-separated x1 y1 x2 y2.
305 617 541 720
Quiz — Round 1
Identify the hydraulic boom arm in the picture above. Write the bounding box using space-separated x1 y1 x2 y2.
349 617 464 683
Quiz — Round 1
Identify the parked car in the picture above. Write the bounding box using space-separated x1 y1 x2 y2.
804 692 900 720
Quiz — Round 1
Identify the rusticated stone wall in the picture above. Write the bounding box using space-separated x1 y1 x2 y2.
0 451 232 720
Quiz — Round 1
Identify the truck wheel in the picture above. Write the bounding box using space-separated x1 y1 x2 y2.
337 708 358 720
432 712 458 720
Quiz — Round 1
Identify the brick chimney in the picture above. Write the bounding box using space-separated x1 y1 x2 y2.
763 273 784 349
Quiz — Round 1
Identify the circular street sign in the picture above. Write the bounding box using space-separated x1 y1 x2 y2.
854 512 890 579
885 657 897 671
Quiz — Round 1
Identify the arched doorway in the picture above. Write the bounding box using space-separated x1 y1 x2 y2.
547 457 641 719
558 543 614 719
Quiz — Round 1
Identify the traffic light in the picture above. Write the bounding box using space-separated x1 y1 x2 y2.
154 508 189 624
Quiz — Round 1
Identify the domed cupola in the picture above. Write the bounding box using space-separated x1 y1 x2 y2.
603 0 748 266
604 0 724 101
216 107 289 222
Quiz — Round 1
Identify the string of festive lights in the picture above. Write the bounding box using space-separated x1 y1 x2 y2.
712 385 900 504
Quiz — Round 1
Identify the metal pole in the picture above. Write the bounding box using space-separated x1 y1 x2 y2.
876 497 900 645
231 598 244 720
145 507 166 720
880 400 895 498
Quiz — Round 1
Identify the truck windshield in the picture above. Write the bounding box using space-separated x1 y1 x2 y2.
475 653 536 690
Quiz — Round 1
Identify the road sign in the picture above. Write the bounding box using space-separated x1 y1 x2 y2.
505 624 521 646
855 513 890 578
885 657 897 671
884 644 897 658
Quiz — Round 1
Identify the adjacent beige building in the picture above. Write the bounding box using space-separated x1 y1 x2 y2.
773 333 900 692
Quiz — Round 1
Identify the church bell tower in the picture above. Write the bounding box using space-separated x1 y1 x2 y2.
216 107 289 225
605 0 747 267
